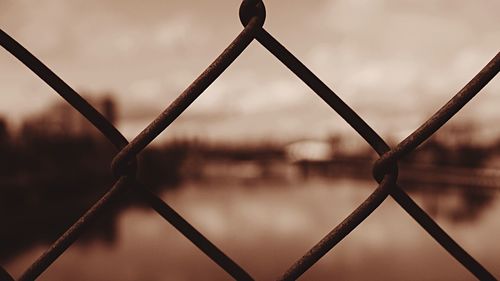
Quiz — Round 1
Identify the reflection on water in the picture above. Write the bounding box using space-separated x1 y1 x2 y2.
2 119 500 279
2 178 500 281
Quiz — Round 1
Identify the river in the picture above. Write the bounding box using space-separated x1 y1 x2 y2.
3 178 500 280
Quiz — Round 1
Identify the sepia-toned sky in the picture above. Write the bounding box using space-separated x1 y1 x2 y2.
0 0 499 144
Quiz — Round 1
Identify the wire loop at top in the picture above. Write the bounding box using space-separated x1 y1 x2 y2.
239 0 266 27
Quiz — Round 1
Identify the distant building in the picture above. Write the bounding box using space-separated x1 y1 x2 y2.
21 94 117 140
0 117 9 145
284 137 369 162
434 123 477 147
285 139 333 162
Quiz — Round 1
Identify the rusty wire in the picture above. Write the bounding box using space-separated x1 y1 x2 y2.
252 25 500 281
1 0 499 280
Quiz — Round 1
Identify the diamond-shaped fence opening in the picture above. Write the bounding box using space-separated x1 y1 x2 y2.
1 1 499 280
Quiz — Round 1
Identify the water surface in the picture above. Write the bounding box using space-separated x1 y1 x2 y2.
4 178 500 280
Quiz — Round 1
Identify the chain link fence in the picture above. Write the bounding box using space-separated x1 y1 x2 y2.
1 1 499 280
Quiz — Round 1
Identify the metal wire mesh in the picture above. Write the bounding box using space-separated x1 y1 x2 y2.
1 1 499 280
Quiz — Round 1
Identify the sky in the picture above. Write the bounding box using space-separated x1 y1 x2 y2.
0 0 499 145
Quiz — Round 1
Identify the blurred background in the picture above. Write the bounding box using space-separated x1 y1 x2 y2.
0 0 499 280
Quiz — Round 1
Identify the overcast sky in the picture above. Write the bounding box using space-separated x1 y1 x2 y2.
0 0 499 145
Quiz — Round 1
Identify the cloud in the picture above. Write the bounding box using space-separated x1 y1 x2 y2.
0 0 498 143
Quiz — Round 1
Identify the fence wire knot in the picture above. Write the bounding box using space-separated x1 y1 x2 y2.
372 153 399 184
239 0 266 26
111 156 138 179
